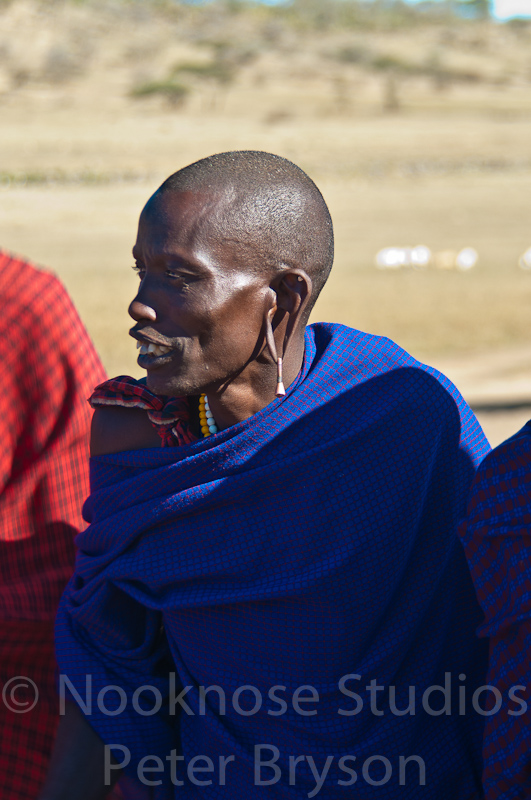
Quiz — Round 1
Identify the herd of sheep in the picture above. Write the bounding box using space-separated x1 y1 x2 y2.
375 246 531 271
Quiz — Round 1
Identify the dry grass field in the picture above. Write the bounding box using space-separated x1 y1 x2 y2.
1 0 530 441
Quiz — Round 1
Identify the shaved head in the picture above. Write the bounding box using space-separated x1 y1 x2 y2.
151 150 334 315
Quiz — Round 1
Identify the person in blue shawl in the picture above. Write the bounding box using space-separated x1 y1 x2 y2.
40 151 490 800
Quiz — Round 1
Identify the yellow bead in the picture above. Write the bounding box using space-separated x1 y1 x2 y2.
200 395 215 438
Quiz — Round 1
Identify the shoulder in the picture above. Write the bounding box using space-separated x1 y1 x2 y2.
462 421 531 532
0 250 62 309
308 321 480 421
90 376 167 456
309 322 462 404
91 406 161 456
0 250 104 369
309 323 490 466
473 421 531 487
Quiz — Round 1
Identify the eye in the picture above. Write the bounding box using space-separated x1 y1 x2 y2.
165 270 195 288
131 263 145 279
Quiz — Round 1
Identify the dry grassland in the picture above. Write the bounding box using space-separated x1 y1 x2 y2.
0 0 530 403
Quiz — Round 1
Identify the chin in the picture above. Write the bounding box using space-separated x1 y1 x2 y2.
145 371 196 398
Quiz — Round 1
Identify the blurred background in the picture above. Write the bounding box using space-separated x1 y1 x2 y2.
1 0 530 444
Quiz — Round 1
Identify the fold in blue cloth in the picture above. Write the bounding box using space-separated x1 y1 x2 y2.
56 323 491 799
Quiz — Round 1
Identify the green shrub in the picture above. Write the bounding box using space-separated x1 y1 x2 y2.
130 80 189 106
173 61 234 86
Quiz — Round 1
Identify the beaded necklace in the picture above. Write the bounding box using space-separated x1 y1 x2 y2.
199 394 218 437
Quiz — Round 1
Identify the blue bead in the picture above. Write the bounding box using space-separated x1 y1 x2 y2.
208 424 218 434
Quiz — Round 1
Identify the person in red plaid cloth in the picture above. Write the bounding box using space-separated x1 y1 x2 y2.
0 248 106 800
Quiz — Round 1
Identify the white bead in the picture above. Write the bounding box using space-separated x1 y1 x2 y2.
206 411 213 419
208 424 218 434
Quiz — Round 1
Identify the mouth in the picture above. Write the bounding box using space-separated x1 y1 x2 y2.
136 340 173 357
130 323 188 372
131 333 182 370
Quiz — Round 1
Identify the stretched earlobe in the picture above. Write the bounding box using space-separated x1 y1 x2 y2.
265 310 286 398
265 310 278 362
275 356 286 398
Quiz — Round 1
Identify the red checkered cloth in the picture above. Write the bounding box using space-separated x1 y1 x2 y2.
0 620 58 800
0 249 106 797
0 621 122 800
90 375 197 446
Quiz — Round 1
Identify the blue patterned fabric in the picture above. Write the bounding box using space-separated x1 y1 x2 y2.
459 421 531 800
56 323 491 799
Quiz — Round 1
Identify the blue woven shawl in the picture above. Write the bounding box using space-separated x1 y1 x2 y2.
56 323 490 799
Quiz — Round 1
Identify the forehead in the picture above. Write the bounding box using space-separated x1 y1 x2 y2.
136 189 225 248
134 188 271 276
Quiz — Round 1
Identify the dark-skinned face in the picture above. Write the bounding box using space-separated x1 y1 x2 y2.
129 189 273 397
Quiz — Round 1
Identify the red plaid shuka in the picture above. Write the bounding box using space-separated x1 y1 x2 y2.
90 375 198 446
0 249 106 799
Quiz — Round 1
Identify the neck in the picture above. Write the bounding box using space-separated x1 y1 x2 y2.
205 337 305 432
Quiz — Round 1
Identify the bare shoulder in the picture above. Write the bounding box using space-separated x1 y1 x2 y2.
90 406 162 456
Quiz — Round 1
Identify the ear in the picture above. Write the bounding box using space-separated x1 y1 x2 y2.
263 270 312 364
264 270 312 361
273 270 312 319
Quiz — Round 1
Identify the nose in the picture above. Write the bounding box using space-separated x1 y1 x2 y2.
128 298 157 322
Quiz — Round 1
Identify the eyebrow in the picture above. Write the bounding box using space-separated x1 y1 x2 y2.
132 247 210 275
